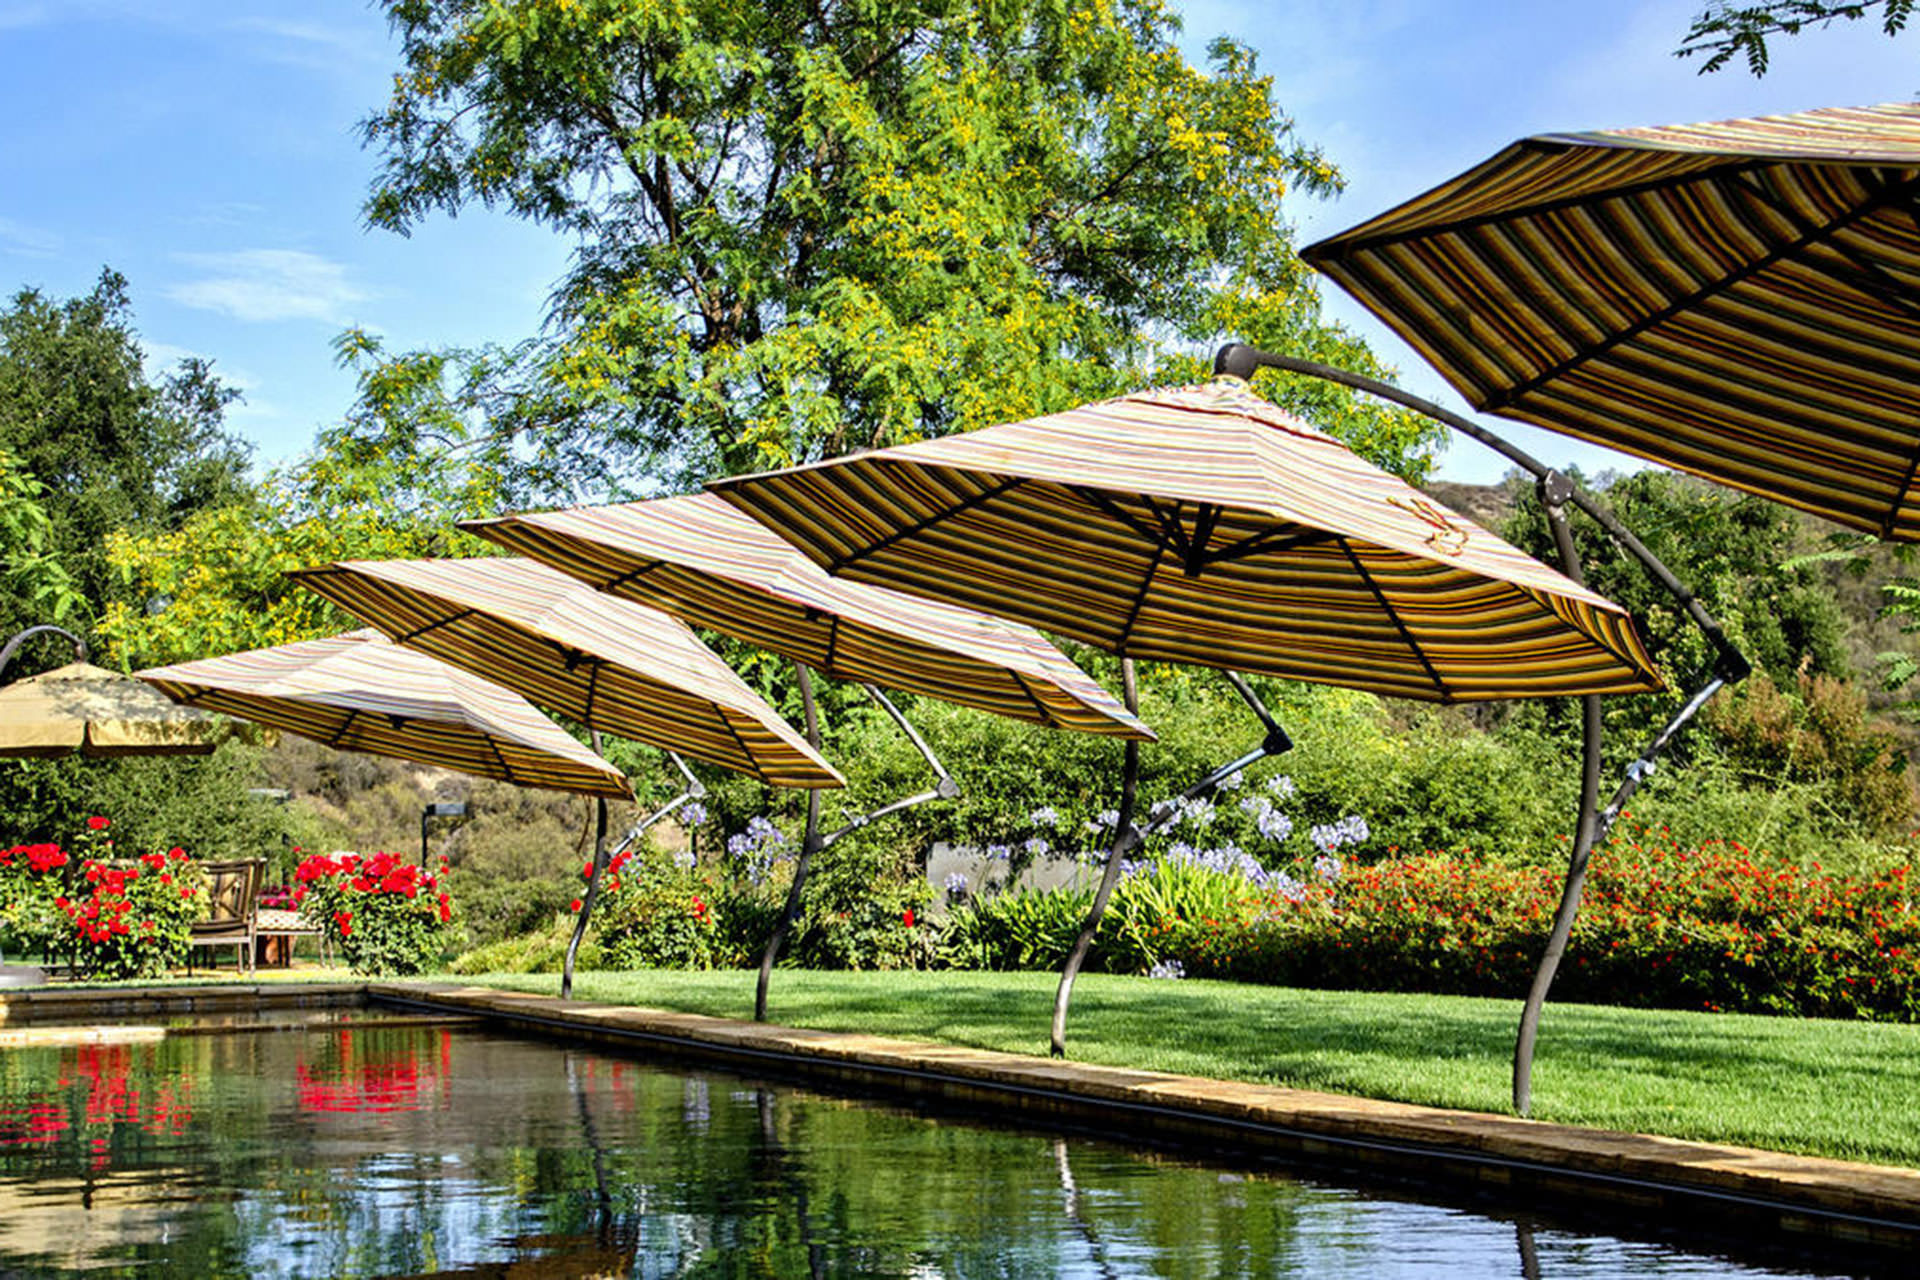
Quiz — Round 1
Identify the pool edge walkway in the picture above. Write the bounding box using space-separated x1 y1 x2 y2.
370 981 1918 1254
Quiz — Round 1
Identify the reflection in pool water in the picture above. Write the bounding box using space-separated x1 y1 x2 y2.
0 1022 1862 1277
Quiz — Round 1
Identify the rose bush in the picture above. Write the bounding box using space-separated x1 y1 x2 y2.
585 846 720 970
296 851 455 976
59 845 206 980
0 840 71 957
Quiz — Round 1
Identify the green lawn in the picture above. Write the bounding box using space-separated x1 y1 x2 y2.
453 967 1920 1169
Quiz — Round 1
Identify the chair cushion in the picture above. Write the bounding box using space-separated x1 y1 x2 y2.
255 908 318 935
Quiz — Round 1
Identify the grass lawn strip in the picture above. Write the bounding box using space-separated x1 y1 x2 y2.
456 968 1920 1169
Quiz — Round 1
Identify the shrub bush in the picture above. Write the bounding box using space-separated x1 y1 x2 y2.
0 839 71 958
943 824 1920 1021
60 843 206 980
295 850 455 976
586 847 719 970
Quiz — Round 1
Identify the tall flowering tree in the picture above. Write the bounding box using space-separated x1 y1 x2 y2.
341 0 1438 497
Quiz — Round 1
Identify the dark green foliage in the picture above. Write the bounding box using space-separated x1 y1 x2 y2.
0 742 314 869
346 0 1438 503
0 269 250 646
1679 1 1913 74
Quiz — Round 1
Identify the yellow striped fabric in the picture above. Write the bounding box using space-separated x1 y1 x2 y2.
1304 101 1920 540
466 493 1153 740
137 630 634 799
289 558 844 789
711 379 1661 704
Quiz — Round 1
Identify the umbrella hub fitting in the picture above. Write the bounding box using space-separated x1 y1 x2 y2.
1537 470 1576 509
934 775 961 800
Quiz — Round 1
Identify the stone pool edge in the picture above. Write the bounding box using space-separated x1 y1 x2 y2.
372 981 1919 1256
5 979 1915 1257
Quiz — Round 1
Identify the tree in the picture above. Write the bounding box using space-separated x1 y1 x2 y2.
1679 1 1914 74
352 0 1440 497
0 270 251 660
97 342 509 672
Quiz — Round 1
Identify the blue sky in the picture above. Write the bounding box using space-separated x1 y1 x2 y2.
0 1 1913 485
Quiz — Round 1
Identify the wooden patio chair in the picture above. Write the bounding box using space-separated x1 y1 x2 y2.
188 858 264 976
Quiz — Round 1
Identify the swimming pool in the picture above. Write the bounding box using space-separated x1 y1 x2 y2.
0 1017 1865 1276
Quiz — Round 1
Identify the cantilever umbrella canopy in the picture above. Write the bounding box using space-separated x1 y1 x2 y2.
1304 101 1920 541
465 493 1152 740
289 557 842 789
712 378 1661 702
137 630 632 799
0 662 224 758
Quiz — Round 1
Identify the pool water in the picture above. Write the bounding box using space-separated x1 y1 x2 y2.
0 1019 1866 1277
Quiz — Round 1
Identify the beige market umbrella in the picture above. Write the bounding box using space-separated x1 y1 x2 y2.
0 661 223 758
713 378 1658 700
137 630 632 799
288 557 841 789
714 376 1663 1055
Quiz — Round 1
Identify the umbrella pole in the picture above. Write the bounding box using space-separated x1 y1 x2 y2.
1051 667 1294 1057
818 685 960 841
1053 660 1142 1058
757 673 963 1021
758 661 824 1022
1513 487 1606 1114
565 750 707 1002
0 624 86 683
562 734 612 1001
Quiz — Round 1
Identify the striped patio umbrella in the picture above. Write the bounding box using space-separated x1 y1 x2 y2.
1303 101 1920 540
289 557 841 789
711 377 1661 702
137 630 632 799
465 493 1151 740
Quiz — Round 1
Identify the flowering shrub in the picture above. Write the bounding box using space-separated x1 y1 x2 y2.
586 846 719 970
59 844 206 980
947 822 1920 1022
296 851 455 976
0 840 72 955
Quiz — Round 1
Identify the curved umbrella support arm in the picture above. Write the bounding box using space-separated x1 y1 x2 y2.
757 672 962 1021
1052 665 1293 1057
1210 344 1752 684
564 750 707 1001
0 624 87 683
1208 344 1750 1114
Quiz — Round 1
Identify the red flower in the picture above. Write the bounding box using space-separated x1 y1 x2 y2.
570 898 584 912
902 909 916 928
86 816 109 831
582 860 596 879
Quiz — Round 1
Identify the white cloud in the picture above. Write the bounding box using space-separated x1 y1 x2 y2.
167 249 368 324
0 216 60 257
228 16 386 72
